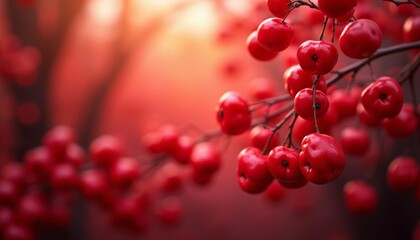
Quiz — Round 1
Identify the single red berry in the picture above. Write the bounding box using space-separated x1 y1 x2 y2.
0 207 14 231
156 196 181 225
157 124 180 154
142 132 165 154
16 194 48 227
42 125 75 161
3 223 33 240
90 135 123 168
50 163 79 191
266 0 289 18
299 133 345 184
246 31 278 61
1 163 25 187
361 76 403 119
216 91 251 135
340 127 371 156
294 88 329 120
403 15 420 43
381 104 419 139
257 18 294 52
267 146 304 184
109 157 141 188
339 19 382 59
0 181 19 205
63 143 85 167
171 135 194 164
283 64 327 97
317 0 357 19
24 146 54 179
237 147 274 194
112 197 141 227
263 180 286 202
278 174 308 189
79 169 108 200
343 180 378 215
190 142 221 176
329 87 362 120
357 103 382 128
387 156 420 192
297 40 338 75
249 125 278 152
157 164 183 192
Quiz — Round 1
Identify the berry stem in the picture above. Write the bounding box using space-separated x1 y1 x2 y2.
383 0 420 8
282 112 299 149
312 75 320 133
319 17 329 41
262 109 295 155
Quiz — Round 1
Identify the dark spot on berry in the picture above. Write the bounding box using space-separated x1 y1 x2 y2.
312 54 318 61
379 93 387 101
240 172 247 180
218 110 224 119
281 160 289 167
315 103 321 110
304 161 311 169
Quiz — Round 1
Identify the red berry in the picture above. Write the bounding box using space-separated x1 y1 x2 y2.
79 169 107 200
90 135 123 168
16 194 48 227
268 146 305 184
297 40 338 75
0 207 14 231
257 18 294 52
24 147 54 179
317 0 357 19
49 204 71 229
357 103 382 128
249 125 278 152
237 147 273 194
157 164 183 192
403 16 420 43
42 125 75 161
294 88 329 120
109 157 141 188
157 124 180 153
339 19 382 59
1 163 25 187
343 180 378 215
171 135 194 164
264 180 286 202
216 91 251 135
50 163 79 191
112 197 141 227
156 196 181 225
0 181 19 205
283 64 327 97
381 104 419 139
247 77 276 101
299 133 345 184
190 142 221 176
340 127 371 156
361 76 403 119
266 0 289 18
3 223 33 240
246 31 278 61
329 87 362 120
63 143 85 167
387 156 420 192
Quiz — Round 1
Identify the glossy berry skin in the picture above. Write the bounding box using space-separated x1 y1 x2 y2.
268 146 305 184
339 19 382 59
297 40 338 75
299 133 345 184
216 91 251 135
361 76 403 119
249 125 278 152
403 16 420 43
294 88 329 120
257 18 294 52
109 157 141 188
246 31 278 61
381 104 419 139
266 0 289 18
387 156 420 192
343 180 378 215
237 147 274 194
42 125 75 161
340 127 370 156
329 87 362 120
264 180 286 202
317 0 357 19
357 104 381 128
283 64 327 97
79 170 107 200
190 142 221 176
90 135 123 168
171 135 194 164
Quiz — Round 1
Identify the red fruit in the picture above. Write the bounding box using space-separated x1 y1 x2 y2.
171 135 194 164
1 163 25 187
264 180 286 202
109 157 141 188
49 204 71 229
158 164 183 192
156 196 181 225
112 197 141 227
297 40 338 75
249 125 278 152
361 76 403 119
216 91 251 135
63 143 85 167
329 87 362 120
0 207 14 231
267 146 304 183
339 19 382 59
340 127 371 156
42 125 75 161
299 133 345 184
90 135 123 168
237 147 273 194
257 18 294 52
317 0 357 19
157 124 180 153
278 174 308 189
247 77 276 101
190 142 221 176
79 169 107 199
50 163 79 191
357 103 381 128
24 147 54 179
142 132 165 154
381 104 419 139
403 16 420 43
294 88 329 120
16 195 48 227
3 223 33 240
0 181 19 205
266 0 289 18
246 31 278 61
283 64 327 97
387 156 420 192
343 180 378 215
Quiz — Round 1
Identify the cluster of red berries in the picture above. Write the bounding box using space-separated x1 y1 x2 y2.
217 0 420 216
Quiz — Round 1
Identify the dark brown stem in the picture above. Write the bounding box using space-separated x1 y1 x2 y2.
262 109 295 155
